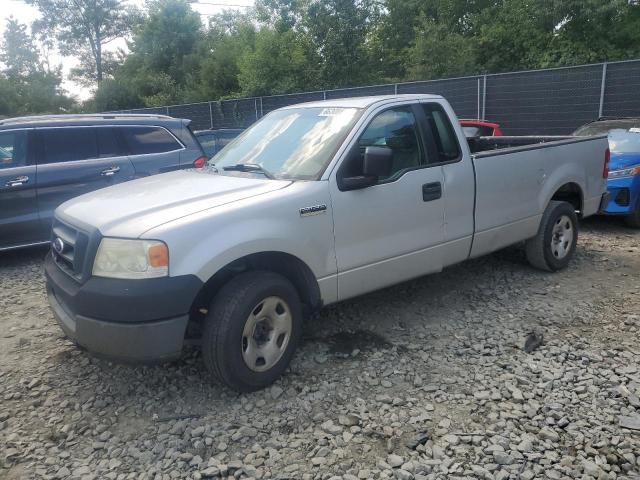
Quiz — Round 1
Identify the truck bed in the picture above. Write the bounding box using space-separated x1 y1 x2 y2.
467 134 608 258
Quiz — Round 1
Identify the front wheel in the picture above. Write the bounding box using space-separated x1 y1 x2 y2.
624 198 640 229
525 201 578 272
202 271 302 392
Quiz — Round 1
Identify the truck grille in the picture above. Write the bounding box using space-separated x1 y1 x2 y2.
51 220 91 281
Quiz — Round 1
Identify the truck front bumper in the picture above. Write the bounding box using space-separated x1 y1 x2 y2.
601 176 640 215
45 252 203 363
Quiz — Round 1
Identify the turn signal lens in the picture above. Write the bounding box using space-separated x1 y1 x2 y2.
148 243 169 268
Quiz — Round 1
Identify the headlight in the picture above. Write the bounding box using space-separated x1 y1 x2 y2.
93 238 168 279
608 165 640 179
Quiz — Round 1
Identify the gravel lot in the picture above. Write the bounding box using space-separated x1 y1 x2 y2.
1 217 639 480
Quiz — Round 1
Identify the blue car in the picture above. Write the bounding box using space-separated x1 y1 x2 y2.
574 118 640 228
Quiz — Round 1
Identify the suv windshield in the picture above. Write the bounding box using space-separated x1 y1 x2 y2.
573 119 640 136
573 120 640 154
211 107 362 180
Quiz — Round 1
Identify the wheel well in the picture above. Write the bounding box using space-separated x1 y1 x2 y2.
188 252 322 334
551 183 583 216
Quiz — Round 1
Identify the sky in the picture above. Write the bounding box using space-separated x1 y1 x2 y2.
1 0 255 101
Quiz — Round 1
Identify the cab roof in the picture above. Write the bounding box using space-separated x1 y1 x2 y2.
279 94 444 110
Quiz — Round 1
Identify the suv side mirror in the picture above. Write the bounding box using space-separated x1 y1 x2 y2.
339 146 394 191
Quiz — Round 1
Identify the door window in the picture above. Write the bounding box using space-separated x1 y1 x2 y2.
0 130 27 169
343 106 424 181
422 104 461 163
122 127 182 156
96 127 122 158
40 128 98 164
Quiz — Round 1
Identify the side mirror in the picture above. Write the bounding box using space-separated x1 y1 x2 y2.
363 146 393 177
338 146 394 191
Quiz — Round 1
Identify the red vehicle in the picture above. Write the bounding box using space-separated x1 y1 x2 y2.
459 119 503 137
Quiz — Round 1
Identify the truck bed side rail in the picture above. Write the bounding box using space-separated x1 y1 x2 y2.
469 135 606 157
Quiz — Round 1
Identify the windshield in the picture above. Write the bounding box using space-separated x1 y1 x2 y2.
608 129 640 154
573 119 640 136
211 107 362 180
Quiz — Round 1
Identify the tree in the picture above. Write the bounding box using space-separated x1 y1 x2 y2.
0 18 72 116
238 28 319 96
0 17 41 77
26 0 138 84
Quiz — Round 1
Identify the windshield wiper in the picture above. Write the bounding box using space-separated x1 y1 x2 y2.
222 163 275 179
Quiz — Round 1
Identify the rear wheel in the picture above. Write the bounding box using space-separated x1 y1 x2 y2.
624 198 640 228
526 201 578 272
202 271 302 392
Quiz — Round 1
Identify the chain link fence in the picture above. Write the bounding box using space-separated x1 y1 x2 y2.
111 58 640 135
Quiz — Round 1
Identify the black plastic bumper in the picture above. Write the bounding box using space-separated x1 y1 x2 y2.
598 192 611 213
45 253 203 363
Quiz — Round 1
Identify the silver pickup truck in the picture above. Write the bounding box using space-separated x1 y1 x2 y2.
44 95 609 391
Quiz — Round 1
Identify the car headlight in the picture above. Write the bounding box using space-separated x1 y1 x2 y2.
608 165 640 179
93 238 168 279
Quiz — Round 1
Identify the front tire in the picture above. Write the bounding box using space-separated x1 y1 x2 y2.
202 271 302 392
624 198 640 229
526 201 578 272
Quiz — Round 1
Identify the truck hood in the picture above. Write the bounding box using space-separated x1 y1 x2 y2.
57 170 292 238
610 151 640 171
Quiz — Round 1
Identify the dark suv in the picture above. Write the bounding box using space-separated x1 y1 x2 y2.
0 114 206 251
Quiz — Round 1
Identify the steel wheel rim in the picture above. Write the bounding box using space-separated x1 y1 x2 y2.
241 296 292 372
551 214 573 259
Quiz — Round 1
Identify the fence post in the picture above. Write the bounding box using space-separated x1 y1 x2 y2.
166 106 170 116
323 91 326 100
394 84 398 95
477 78 481 119
254 98 259 121
209 102 213 129
482 75 487 120
259 97 263 117
598 62 608 118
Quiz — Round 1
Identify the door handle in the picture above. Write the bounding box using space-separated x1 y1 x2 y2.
422 182 442 202
100 166 120 176
5 175 29 187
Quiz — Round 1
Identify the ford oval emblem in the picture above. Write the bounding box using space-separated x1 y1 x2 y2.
53 237 65 254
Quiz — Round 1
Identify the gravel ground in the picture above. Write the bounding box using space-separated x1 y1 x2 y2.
1 216 639 480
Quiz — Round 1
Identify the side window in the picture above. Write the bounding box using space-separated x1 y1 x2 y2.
197 134 216 157
218 132 238 148
0 130 27 170
422 104 461 163
41 128 98 164
344 106 423 181
122 127 182 156
96 127 122 158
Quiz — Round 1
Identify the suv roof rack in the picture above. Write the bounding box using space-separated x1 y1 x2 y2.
0 113 173 125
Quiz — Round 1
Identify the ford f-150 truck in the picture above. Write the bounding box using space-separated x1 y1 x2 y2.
44 95 609 391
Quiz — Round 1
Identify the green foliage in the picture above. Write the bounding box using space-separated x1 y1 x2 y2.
26 0 138 84
3 0 640 114
238 28 320 96
0 17 72 117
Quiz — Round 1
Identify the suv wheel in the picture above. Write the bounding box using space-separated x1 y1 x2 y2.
624 198 640 229
202 271 302 392
525 201 578 272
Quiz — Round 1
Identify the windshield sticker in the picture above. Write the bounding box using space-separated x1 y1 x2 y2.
629 127 640 134
318 108 344 117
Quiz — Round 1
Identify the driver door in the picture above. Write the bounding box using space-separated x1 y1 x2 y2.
329 103 445 300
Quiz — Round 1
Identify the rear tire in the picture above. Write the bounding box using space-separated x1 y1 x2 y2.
624 199 640 229
526 201 578 272
202 271 302 392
